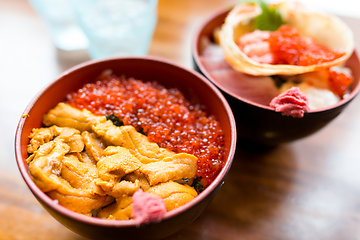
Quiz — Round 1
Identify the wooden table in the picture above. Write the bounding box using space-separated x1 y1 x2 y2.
1 0 360 239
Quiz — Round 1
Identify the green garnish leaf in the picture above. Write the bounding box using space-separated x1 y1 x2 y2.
182 178 191 182
271 75 287 88
244 0 285 31
191 177 205 194
105 113 123 127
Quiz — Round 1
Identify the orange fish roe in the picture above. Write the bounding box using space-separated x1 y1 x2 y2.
268 25 345 66
328 68 354 97
66 73 225 187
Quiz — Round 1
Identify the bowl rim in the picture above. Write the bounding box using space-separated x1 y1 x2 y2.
15 55 237 227
192 8 360 114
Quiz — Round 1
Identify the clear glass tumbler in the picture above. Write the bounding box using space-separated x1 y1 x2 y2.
71 0 158 59
28 0 89 52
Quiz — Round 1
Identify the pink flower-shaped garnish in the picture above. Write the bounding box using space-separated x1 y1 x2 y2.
270 87 310 118
132 189 166 224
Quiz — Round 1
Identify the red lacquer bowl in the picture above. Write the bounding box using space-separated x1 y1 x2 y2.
15 57 237 240
192 9 360 146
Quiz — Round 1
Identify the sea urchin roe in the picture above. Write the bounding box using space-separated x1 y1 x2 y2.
268 25 345 66
66 74 225 186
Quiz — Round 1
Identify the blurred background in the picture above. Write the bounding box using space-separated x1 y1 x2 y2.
300 0 360 18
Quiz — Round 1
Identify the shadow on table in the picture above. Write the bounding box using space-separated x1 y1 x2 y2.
164 141 298 240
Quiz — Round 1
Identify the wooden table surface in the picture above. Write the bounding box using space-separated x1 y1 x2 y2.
1 0 360 239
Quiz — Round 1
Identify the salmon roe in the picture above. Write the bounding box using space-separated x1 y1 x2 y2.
328 68 354 96
66 73 225 186
269 25 345 66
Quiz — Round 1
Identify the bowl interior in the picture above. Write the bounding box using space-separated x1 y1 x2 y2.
15 57 236 239
193 9 360 112
192 9 360 146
